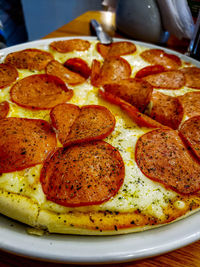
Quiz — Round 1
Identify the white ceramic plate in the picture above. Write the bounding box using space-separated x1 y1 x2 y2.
0 37 200 264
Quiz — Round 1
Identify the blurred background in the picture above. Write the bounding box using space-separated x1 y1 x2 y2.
0 0 199 48
0 0 103 46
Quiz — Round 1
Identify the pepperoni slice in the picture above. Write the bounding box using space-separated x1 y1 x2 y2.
0 101 9 119
96 43 110 58
51 103 116 146
143 70 185 89
50 103 80 144
97 41 136 58
180 67 200 89
4 48 54 71
135 65 165 79
0 118 56 173
64 58 91 79
150 91 183 129
46 60 85 85
97 57 131 87
178 91 200 119
91 59 101 87
179 116 200 161
50 39 90 53
135 129 200 194
10 74 73 110
0 63 18 89
140 49 182 70
99 89 166 129
40 141 125 207
103 78 153 112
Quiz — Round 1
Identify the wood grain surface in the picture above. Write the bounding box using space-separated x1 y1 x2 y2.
0 10 199 267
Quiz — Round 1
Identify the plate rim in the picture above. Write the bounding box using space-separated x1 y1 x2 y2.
0 36 200 264
1 212 200 264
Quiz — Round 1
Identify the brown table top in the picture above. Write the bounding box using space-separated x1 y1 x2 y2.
1 10 199 267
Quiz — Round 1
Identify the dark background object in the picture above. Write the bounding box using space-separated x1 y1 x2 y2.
187 0 200 19
0 0 28 47
187 10 200 60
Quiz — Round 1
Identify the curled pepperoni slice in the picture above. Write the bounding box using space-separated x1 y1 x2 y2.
143 70 185 89
91 59 101 87
96 43 110 58
99 89 166 129
136 129 200 194
64 58 91 79
97 41 136 58
50 39 90 53
4 48 54 71
51 103 116 146
178 91 200 119
140 49 182 70
103 78 153 112
150 91 183 129
10 74 73 110
0 63 18 89
0 118 56 173
46 60 85 85
135 65 165 79
179 116 200 161
180 67 200 89
40 141 125 207
96 57 131 87
0 101 9 119
50 103 80 144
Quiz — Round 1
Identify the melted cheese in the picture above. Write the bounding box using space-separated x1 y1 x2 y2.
0 41 197 220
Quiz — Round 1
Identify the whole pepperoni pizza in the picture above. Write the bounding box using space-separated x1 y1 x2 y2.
0 37 200 235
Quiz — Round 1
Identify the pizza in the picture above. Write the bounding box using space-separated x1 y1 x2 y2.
0 37 200 235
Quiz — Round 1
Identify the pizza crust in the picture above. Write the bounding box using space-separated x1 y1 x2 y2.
0 189 38 227
1 188 200 235
0 189 162 235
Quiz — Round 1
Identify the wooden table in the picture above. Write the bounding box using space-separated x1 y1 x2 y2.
1 10 199 267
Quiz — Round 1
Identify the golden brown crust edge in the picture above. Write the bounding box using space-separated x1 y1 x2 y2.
1 189 200 235
0 189 39 227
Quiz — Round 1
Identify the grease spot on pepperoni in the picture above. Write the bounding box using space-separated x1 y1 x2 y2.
143 70 185 89
0 118 56 173
4 48 54 71
150 91 183 129
135 129 200 194
40 141 125 207
46 60 85 85
103 78 153 112
64 58 91 79
135 65 165 79
10 74 73 110
51 103 116 146
0 101 9 119
179 116 200 161
180 67 200 89
178 91 200 119
50 39 90 53
0 63 18 89
97 41 136 58
140 49 182 70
